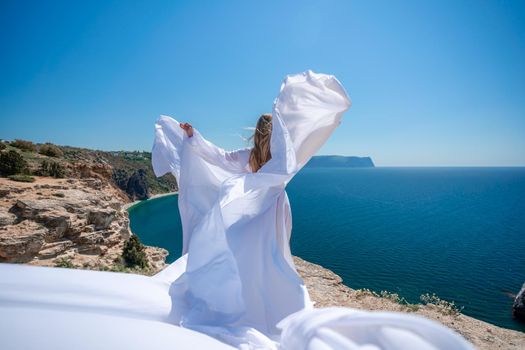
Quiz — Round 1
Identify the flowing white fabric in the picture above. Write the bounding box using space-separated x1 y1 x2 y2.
0 264 475 350
150 70 352 346
0 263 237 350
277 307 475 350
0 70 475 350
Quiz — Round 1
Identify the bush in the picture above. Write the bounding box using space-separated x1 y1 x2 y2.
55 257 75 268
0 143 5 151
420 293 464 316
39 143 64 158
122 235 149 269
0 150 29 176
8 174 35 182
40 160 66 178
11 139 36 152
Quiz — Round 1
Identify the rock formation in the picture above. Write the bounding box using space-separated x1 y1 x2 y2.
112 168 150 201
126 169 149 200
305 155 375 168
513 282 525 322
0 177 167 272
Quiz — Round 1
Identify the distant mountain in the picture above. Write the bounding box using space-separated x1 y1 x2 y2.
305 155 375 168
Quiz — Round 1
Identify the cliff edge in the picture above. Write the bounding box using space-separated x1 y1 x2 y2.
0 176 167 273
293 256 525 350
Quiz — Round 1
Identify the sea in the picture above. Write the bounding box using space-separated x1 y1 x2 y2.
128 167 525 332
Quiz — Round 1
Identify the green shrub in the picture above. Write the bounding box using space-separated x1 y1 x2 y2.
39 143 64 158
11 139 36 152
122 235 149 269
8 174 35 182
40 160 66 178
0 143 5 151
0 150 29 176
55 257 74 268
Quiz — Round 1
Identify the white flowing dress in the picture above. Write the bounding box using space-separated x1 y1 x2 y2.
150 70 352 345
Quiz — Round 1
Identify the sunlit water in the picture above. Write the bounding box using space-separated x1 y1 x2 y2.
129 167 525 331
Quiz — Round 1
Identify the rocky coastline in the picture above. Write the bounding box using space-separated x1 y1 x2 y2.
294 256 525 349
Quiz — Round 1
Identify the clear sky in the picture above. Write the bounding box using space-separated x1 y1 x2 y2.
1 0 524 166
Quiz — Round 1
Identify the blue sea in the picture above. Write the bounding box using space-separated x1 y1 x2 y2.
128 167 525 332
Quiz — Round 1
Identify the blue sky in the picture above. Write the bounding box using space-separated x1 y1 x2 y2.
1 0 524 166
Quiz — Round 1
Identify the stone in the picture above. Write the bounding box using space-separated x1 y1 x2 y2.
75 232 104 246
37 240 74 259
0 221 46 262
37 211 72 241
87 208 116 230
0 211 16 226
513 283 525 322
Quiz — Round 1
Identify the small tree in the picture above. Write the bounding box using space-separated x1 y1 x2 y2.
11 139 36 152
49 161 65 178
0 150 28 176
39 160 66 178
122 235 149 269
39 143 63 158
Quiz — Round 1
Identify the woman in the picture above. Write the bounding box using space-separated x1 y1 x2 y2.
179 112 273 173
151 70 352 347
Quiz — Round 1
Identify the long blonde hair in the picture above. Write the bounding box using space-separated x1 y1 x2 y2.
248 114 272 172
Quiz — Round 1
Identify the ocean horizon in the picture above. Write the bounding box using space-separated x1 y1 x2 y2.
129 166 525 332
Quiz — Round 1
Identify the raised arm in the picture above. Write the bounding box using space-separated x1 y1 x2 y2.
152 115 250 182
180 122 249 172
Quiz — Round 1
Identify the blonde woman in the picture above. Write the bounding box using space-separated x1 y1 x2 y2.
179 113 273 173
151 70 352 348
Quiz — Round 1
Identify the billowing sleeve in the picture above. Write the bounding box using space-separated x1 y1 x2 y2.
184 128 250 173
151 115 249 182
151 115 185 180
265 70 352 176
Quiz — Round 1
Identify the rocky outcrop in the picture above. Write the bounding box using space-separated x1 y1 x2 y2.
293 256 525 350
0 177 167 272
305 155 375 168
112 169 149 201
513 283 525 322
126 169 149 200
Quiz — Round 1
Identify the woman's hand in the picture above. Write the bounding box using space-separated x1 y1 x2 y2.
179 122 194 137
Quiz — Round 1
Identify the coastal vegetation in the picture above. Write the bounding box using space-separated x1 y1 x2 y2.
0 139 178 199
0 149 29 175
420 292 464 316
353 288 464 316
55 257 75 268
38 160 66 178
122 235 149 269
38 143 64 158
10 139 37 152
7 174 35 183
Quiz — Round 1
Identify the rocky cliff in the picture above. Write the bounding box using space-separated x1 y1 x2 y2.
0 176 167 272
